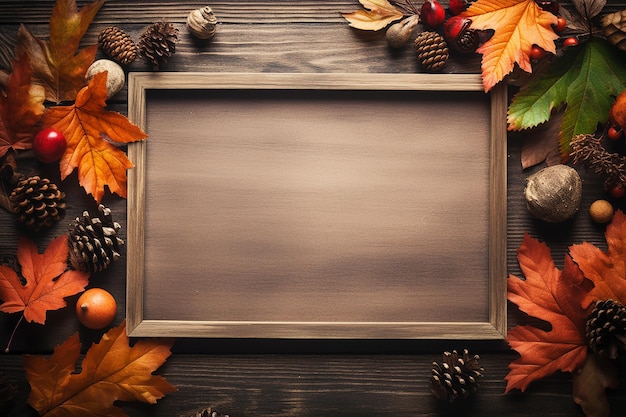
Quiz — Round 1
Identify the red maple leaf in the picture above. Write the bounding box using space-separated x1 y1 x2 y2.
570 210 626 307
505 233 592 392
0 235 89 351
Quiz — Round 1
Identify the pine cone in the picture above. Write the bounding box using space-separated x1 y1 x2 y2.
431 349 483 402
9 175 67 232
98 26 137 65
138 21 179 70
586 299 626 359
188 407 230 417
68 204 124 273
414 31 449 72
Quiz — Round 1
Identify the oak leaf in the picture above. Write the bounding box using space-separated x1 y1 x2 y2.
462 0 558 92
342 0 404 31
42 71 148 203
24 320 176 417
15 0 105 103
569 210 626 308
0 54 45 158
0 235 89 324
505 233 591 392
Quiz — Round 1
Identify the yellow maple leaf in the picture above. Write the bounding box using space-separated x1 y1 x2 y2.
462 0 558 91
41 72 148 203
342 0 404 31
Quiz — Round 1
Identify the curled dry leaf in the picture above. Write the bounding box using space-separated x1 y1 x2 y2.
342 0 404 31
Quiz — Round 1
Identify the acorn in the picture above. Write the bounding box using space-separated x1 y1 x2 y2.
386 15 418 48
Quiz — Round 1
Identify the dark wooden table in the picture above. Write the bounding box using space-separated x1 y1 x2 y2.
2 1 626 416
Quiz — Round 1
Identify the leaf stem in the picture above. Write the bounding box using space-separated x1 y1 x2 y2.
5 313 24 353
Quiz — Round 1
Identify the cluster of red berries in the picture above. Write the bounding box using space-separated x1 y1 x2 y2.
530 0 579 60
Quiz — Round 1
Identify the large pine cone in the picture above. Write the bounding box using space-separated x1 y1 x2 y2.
586 299 626 359
68 205 124 273
98 26 137 65
9 175 66 232
414 31 449 72
431 349 483 402
138 21 179 69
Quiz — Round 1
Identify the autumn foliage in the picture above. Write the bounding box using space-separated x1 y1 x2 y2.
507 211 626 416
24 320 176 417
0 235 89 325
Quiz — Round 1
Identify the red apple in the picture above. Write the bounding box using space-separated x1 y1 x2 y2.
32 127 67 163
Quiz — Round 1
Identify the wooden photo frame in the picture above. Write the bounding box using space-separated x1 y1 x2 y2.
126 72 507 340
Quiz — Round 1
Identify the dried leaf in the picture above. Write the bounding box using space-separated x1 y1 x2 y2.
15 0 105 103
520 112 563 169
0 235 89 324
24 320 176 417
462 0 559 91
342 0 404 31
0 54 45 159
570 210 626 308
42 72 148 203
572 0 606 22
505 234 591 392
572 353 618 417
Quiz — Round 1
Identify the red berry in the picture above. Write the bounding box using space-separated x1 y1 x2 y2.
32 127 67 163
449 0 468 15
609 183 625 199
420 0 446 29
553 16 567 33
607 125 623 141
530 45 547 60
562 37 578 47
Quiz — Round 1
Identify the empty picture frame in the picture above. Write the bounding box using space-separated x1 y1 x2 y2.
126 72 507 340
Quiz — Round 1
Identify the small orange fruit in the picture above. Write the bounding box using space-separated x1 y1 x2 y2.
76 288 117 329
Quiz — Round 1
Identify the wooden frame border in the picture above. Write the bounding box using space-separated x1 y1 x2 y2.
126 72 507 340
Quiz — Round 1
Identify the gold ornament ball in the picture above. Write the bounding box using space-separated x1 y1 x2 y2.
589 199 614 224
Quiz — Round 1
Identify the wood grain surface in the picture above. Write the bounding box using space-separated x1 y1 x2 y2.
1 1 626 417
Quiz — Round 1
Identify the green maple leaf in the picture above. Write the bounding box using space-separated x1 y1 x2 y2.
508 38 626 157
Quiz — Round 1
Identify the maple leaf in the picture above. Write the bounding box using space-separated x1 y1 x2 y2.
24 320 176 417
569 210 626 308
505 233 591 392
462 0 558 92
0 235 89 325
508 38 626 157
15 0 105 103
342 0 404 31
0 54 45 158
41 72 148 203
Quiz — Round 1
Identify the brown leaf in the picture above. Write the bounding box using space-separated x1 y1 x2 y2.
342 0 404 31
0 54 45 158
24 320 176 417
520 112 564 169
573 353 618 417
15 0 105 103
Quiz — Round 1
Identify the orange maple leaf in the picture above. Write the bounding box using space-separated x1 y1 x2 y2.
505 233 591 392
342 0 404 31
0 235 89 324
42 71 148 203
462 0 558 92
24 320 176 417
570 210 626 308
15 0 105 103
0 54 45 158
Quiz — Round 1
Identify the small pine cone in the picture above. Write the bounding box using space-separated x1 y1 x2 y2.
138 20 179 70
189 407 230 417
586 299 626 359
431 349 483 402
414 31 449 72
9 175 67 232
68 204 124 273
98 26 137 65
